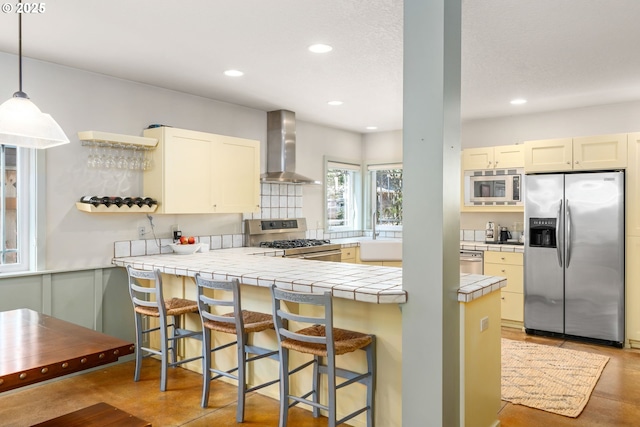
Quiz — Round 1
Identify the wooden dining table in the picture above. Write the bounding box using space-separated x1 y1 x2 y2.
0 308 135 393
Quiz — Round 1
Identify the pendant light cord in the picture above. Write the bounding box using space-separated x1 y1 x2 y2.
18 1 22 94
15 0 26 98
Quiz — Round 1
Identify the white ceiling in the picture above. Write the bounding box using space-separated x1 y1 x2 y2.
1 1 640 133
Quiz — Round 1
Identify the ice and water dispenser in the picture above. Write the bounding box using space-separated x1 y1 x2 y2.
528 218 557 248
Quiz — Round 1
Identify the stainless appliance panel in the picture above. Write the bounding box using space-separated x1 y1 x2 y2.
524 174 565 334
286 250 342 262
463 168 524 206
564 172 625 342
460 250 483 274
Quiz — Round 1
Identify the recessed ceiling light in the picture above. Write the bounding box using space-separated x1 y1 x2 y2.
510 98 527 105
366 126 378 130
308 44 333 53
224 69 244 77
327 101 343 106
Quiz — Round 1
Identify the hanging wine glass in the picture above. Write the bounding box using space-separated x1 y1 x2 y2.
87 144 96 168
143 148 153 170
94 143 105 168
116 145 128 169
130 148 141 170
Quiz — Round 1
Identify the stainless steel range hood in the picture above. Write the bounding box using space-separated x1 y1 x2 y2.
261 110 321 184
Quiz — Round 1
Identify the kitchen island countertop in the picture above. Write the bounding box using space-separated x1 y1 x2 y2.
113 246 507 304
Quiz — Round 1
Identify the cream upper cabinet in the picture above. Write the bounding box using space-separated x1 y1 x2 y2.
143 127 260 214
573 134 627 170
627 133 640 236
462 147 494 170
524 134 627 173
494 145 525 169
462 144 523 170
524 138 573 172
210 134 261 213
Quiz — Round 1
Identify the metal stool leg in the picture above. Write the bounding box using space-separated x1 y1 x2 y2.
279 348 289 427
327 352 337 427
312 355 320 418
236 332 248 422
159 315 169 392
200 328 212 408
133 312 144 382
366 337 377 427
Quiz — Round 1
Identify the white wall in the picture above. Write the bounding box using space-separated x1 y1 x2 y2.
0 52 361 270
363 130 403 163
295 120 363 229
359 100 640 152
461 100 640 148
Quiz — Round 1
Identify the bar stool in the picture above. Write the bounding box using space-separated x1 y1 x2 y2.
195 274 280 423
270 285 376 427
126 266 203 392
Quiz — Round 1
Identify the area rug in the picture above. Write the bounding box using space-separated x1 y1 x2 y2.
501 338 609 417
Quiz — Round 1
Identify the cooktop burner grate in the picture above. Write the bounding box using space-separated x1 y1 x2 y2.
259 239 332 249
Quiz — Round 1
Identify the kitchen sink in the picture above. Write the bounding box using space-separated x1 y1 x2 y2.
359 240 402 261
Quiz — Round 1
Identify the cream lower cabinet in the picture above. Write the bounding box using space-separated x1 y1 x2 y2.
626 236 640 348
341 247 357 263
358 260 403 267
483 251 523 326
524 133 627 173
143 127 260 214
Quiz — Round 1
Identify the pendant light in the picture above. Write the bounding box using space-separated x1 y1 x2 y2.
0 0 69 149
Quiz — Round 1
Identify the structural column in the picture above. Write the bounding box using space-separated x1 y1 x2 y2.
402 0 462 426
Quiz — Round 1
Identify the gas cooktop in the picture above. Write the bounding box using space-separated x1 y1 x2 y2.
259 239 332 249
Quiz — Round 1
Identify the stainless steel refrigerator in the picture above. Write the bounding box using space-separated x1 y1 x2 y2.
524 171 625 346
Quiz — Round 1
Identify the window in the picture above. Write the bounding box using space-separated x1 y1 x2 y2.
0 145 31 273
325 160 361 231
368 163 403 228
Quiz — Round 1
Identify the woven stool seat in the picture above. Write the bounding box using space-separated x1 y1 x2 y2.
134 297 198 317
202 309 274 334
282 325 373 356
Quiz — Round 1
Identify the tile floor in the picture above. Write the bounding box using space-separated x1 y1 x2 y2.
1 327 639 426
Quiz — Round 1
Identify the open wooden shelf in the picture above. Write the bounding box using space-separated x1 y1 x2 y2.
75 202 157 213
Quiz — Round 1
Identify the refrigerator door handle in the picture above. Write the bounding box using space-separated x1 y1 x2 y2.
566 200 571 267
556 199 563 267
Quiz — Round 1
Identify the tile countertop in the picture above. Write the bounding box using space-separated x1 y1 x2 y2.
459 240 525 253
113 245 507 305
333 237 524 253
113 248 406 304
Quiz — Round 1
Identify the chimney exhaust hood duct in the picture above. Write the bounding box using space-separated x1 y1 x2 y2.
261 110 321 184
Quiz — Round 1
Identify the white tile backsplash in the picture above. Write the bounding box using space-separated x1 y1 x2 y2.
131 240 146 256
247 182 303 220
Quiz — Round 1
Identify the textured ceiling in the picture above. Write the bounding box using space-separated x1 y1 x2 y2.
0 1 639 133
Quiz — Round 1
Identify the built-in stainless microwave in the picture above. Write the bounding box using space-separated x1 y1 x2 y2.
463 168 524 206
